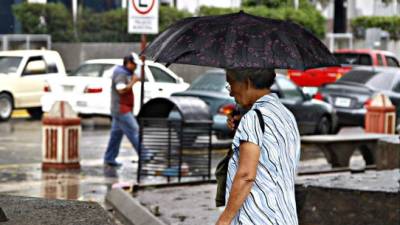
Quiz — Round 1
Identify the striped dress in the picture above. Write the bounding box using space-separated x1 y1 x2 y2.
226 93 301 225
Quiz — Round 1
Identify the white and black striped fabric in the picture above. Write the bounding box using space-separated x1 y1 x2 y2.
226 93 301 225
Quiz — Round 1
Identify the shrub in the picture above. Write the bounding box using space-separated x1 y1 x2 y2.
12 2 75 42
77 8 138 42
13 3 193 42
77 6 192 42
351 16 400 40
198 6 326 38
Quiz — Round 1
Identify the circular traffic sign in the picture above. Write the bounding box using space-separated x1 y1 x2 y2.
131 0 156 15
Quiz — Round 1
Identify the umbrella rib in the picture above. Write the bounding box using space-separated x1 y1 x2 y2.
153 18 199 60
222 13 240 69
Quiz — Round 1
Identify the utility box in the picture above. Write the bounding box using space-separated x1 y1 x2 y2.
42 101 81 170
365 93 396 134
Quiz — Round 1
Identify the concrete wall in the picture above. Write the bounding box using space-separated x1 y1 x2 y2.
296 184 400 225
52 42 214 83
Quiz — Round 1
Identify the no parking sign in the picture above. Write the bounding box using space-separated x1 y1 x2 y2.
128 0 159 34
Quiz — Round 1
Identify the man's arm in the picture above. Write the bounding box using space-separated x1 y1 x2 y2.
216 142 260 225
116 75 140 94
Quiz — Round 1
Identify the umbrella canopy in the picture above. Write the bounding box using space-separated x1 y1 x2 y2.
141 11 338 70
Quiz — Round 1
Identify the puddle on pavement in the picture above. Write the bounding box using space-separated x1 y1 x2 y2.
0 161 138 207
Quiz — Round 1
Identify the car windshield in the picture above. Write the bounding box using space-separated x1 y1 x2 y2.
188 72 227 92
338 70 396 90
334 53 372 65
69 63 106 77
0 56 23 74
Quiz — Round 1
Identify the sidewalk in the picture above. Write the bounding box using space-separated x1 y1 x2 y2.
109 166 399 225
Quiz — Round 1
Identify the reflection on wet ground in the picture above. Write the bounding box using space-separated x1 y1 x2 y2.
0 118 370 220
0 157 136 206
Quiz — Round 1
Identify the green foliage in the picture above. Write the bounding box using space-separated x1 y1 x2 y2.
199 6 326 38
12 3 193 42
77 6 192 42
12 2 75 42
77 8 139 42
351 16 400 40
159 6 192 31
242 0 315 9
13 2 326 41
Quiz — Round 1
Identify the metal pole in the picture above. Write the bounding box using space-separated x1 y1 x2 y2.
140 34 146 108
26 35 30 50
207 123 212 180
72 0 78 24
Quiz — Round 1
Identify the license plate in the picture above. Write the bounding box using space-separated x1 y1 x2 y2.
77 101 87 107
63 85 74 92
334 97 351 107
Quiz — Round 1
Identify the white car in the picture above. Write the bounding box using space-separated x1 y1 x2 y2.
41 58 189 116
0 50 66 121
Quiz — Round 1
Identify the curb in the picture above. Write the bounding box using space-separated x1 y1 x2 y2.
105 188 166 225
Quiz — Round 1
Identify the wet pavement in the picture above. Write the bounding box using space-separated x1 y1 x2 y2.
0 118 232 205
0 118 136 206
1 118 396 225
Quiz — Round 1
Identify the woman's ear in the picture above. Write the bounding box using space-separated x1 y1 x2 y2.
245 77 253 90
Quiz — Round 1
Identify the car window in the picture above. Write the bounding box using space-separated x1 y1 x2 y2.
377 54 384 66
22 56 47 76
101 64 116 77
393 81 400 93
43 55 59 73
149 66 176 83
189 73 226 92
0 56 22 74
339 70 378 84
334 53 372 65
276 77 303 101
385 56 400 67
270 83 282 98
366 72 396 90
69 64 103 77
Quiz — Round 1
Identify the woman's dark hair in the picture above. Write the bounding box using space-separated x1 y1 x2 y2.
227 69 276 89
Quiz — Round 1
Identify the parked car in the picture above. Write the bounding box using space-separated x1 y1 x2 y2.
314 67 400 129
171 70 338 139
41 57 190 116
288 49 400 87
0 50 66 121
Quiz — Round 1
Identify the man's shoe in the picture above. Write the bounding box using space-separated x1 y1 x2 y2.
104 161 122 167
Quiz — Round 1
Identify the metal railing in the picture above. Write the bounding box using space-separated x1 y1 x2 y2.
137 118 213 184
1 34 51 51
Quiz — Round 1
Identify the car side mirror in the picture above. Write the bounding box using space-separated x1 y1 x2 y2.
24 61 47 75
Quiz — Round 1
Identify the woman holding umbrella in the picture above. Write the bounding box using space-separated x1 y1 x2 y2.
141 11 338 225
216 68 300 225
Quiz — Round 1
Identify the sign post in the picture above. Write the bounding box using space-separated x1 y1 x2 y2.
128 0 159 184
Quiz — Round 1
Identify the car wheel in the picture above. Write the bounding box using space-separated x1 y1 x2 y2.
0 93 13 121
27 107 43 120
315 116 331 135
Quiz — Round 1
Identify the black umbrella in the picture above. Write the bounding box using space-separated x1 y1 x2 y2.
141 11 338 70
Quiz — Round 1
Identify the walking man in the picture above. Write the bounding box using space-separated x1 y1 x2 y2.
104 54 141 167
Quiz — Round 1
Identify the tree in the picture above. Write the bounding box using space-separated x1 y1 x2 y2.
13 2 75 42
